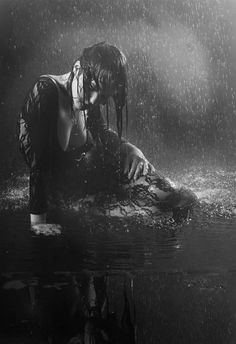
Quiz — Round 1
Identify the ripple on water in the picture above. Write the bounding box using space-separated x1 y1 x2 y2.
0 166 236 231
1 167 236 272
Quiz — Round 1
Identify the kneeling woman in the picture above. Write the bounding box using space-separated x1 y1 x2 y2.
18 42 196 227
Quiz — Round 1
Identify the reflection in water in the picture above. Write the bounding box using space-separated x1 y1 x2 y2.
1 271 236 343
0 273 136 344
0 165 236 342
1 0 236 341
1 166 236 273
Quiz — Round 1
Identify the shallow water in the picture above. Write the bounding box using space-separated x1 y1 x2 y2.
1 210 236 274
1 164 236 343
1 164 236 273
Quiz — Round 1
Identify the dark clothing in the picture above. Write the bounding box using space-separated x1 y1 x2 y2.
18 77 124 214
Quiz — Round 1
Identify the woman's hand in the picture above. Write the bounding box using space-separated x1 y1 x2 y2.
122 143 155 181
31 223 62 236
30 213 62 236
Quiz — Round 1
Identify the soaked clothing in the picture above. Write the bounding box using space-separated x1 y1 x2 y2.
18 77 124 215
18 77 197 219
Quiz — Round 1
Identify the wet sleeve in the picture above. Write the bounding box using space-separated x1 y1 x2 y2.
18 78 58 214
88 106 126 155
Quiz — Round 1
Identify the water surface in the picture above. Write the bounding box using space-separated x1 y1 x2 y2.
1 164 236 343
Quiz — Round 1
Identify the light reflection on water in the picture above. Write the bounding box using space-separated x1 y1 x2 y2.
0 167 236 271
1 210 236 274
1 166 236 343
0 165 236 273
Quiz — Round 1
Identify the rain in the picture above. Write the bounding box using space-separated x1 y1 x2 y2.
1 0 236 342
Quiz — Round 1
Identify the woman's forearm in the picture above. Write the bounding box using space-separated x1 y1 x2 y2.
29 168 49 224
120 140 141 157
98 128 125 154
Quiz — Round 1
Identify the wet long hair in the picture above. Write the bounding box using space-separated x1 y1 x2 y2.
73 42 128 138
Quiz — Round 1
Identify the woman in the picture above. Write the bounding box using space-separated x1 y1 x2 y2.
18 42 195 228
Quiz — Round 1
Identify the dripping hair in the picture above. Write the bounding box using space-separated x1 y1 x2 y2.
73 42 128 138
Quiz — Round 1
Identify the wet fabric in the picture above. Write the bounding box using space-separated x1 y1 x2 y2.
17 77 197 219
17 77 124 214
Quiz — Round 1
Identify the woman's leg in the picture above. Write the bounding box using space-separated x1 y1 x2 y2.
50 145 197 220
123 172 197 217
82 146 197 216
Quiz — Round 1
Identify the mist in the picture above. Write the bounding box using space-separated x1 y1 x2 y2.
1 0 236 175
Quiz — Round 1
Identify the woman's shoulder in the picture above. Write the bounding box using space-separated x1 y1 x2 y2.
21 76 58 116
27 76 59 107
22 73 71 115
33 73 71 98
38 73 71 91
33 75 58 93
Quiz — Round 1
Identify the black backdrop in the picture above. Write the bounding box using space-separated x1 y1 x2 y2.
1 0 236 176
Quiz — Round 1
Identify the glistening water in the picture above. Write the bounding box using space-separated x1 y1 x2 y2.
1 164 236 273
1 161 236 343
1 0 236 342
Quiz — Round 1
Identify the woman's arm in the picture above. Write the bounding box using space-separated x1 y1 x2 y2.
87 105 125 153
88 106 155 180
19 78 57 224
121 141 155 180
30 213 47 224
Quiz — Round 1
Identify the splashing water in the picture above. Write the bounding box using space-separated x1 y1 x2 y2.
168 166 236 220
1 165 235 233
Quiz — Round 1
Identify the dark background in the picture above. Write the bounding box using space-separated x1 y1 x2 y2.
1 0 236 177
0 3 236 341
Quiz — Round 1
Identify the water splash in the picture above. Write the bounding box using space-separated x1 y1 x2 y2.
168 166 236 219
1 165 235 233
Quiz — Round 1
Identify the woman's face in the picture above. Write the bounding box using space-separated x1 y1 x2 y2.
84 79 117 106
75 72 124 111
